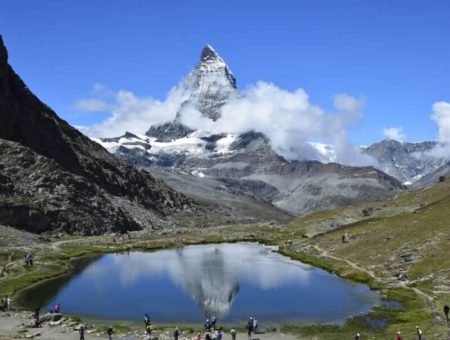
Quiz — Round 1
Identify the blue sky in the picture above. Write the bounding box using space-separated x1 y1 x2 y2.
1 0 450 144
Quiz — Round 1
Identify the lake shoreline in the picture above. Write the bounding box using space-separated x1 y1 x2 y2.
0 224 434 339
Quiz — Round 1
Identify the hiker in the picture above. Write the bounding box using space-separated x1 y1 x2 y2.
79 325 85 340
204 318 211 331
416 326 423 340
253 317 258 334
32 315 40 328
0 297 6 311
205 331 212 340
231 327 237 340
247 317 254 340
145 323 152 335
355 333 360 340
396 331 402 340
211 315 217 329
196 332 201 340
6 296 11 311
144 313 151 325
35 307 40 319
53 303 61 313
342 232 349 243
173 327 180 340
25 252 33 266
216 329 223 340
107 327 114 340
444 304 449 322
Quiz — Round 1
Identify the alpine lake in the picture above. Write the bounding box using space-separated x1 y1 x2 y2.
17 243 382 326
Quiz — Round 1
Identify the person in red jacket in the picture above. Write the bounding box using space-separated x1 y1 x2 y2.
396 331 402 340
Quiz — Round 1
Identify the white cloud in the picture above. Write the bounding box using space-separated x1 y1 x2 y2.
179 82 373 165
74 98 109 112
432 102 450 144
383 127 405 142
78 86 188 137
79 81 376 166
425 101 450 159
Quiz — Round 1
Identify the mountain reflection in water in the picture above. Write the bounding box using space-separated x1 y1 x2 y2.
18 243 380 323
107 244 310 317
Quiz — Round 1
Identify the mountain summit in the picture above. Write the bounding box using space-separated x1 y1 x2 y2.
146 44 237 140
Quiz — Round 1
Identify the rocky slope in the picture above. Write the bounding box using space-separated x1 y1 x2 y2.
0 35 193 234
362 139 445 184
411 160 450 188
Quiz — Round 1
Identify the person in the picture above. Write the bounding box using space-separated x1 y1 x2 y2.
32 315 40 328
173 327 179 340
204 318 210 331
53 303 61 313
144 313 150 326
107 327 114 340
145 323 152 335
253 317 258 334
196 332 201 340
396 331 402 340
247 317 254 340
24 252 33 266
355 333 360 340
444 304 449 322
79 325 85 340
35 307 40 320
6 296 11 311
416 326 422 340
211 315 217 329
216 329 223 340
231 327 237 340
205 331 212 340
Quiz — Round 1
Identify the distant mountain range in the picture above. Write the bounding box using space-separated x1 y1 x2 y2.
96 45 406 217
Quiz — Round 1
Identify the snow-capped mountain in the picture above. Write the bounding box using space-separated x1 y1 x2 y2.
146 45 238 142
95 45 405 219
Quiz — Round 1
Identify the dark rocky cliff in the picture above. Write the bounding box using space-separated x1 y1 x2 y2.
0 35 193 234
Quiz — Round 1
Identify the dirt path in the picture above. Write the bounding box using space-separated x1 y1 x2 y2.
311 245 378 280
295 244 447 330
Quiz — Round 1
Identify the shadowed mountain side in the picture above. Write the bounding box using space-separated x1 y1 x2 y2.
0 35 195 234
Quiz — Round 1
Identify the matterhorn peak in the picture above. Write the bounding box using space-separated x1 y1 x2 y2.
201 44 220 62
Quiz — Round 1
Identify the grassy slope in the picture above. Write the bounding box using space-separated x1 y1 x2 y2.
285 180 450 339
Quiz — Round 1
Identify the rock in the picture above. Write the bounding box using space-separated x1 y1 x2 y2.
0 35 196 235
49 320 62 326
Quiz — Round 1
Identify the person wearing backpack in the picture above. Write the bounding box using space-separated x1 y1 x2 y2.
231 327 237 340
78 325 85 340
444 304 449 322
247 317 253 340
107 327 114 340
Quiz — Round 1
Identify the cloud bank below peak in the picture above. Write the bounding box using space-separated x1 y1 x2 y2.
75 81 376 166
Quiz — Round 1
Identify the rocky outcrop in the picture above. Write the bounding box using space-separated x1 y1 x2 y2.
363 139 444 184
0 35 193 234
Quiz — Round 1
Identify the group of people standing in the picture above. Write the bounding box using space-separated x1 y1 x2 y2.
0 296 11 311
246 317 258 339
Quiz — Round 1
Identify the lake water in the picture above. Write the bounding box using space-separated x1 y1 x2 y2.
19 243 381 324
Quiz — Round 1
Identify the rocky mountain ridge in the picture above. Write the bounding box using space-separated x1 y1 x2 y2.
0 35 194 234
